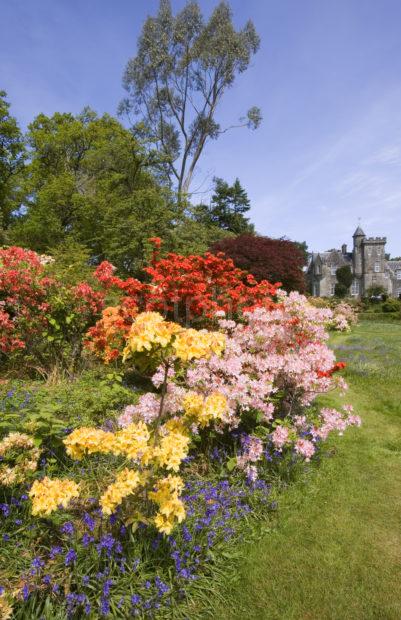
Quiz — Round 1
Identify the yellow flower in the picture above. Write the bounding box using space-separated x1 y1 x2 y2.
121 311 225 364
149 475 185 534
115 422 152 463
173 329 225 362
202 392 228 425
154 420 190 472
154 512 176 535
183 391 228 427
0 593 13 620
0 432 34 456
183 391 204 418
63 427 117 460
29 477 79 516
100 468 141 515
0 433 41 487
122 312 180 360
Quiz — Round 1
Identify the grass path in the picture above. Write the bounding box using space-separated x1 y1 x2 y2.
202 322 401 619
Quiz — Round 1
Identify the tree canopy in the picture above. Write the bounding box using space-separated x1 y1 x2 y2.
211 234 307 292
0 90 25 241
193 177 254 234
10 109 180 275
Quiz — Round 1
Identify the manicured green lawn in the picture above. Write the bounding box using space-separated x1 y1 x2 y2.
196 322 401 619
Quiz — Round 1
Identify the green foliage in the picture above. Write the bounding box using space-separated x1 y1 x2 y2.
335 265 353 289
358 311 399 323
120 0 261 196
382 298 401 313
10 109 179 276
0 90 26 240
334 282 349 298
0 371 136 446
46 240 93 286
169 216 233 255
194 177 254 235
365 285 387 299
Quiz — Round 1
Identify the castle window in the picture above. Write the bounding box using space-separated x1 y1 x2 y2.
377 248 381 255
374 261 380 273
330 266 336 276
367 247 372 255
330 283 336 296
351 280 360 296
397 270 401 280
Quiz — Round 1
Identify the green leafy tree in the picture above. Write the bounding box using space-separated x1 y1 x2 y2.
11 109 179 276
120 0 262 198
169 216 233 255
194 177 254 234
0 90 26 241
334 283 349 298
335 265 353 297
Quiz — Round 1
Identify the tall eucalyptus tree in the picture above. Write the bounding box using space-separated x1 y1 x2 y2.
120 1 262 199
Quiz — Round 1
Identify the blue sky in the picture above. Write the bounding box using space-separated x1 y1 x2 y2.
2 0 401 255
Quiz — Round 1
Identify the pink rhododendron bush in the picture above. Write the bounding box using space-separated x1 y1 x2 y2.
309 297 358 332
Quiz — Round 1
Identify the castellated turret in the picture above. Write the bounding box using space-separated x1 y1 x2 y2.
360 236 387 293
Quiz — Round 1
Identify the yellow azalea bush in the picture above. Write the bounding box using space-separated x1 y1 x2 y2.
100 468 142 515
29 477 80 516
28 312 228 535
0 432 41 486
0 592 13 620
122 311 225 364
183 391 229 427
149 475 186 535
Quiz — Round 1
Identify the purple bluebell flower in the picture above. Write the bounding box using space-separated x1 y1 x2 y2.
65 548 77 566
49 545 62 559
0 504 10 517
81 533 94 547
83 512 95 531
61 521 74 536
30 557 45 575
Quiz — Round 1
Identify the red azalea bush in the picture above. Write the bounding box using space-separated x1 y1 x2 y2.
86 239 281 362
0 246 105 371
94 238 280 318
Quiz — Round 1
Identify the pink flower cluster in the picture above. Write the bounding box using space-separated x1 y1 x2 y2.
185 292 340 427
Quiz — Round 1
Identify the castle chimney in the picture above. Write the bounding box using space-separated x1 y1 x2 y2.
342 244 347 255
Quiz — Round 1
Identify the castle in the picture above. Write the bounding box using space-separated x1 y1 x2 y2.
307 226 401 298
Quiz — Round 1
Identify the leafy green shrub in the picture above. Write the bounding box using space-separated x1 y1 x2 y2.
382 299 401 313
335 265 353 291
334 283 349 298
0 370 137 448
365 285 387 300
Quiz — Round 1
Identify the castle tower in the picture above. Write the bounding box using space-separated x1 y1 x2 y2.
361 235 388 294
352 225 365 277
